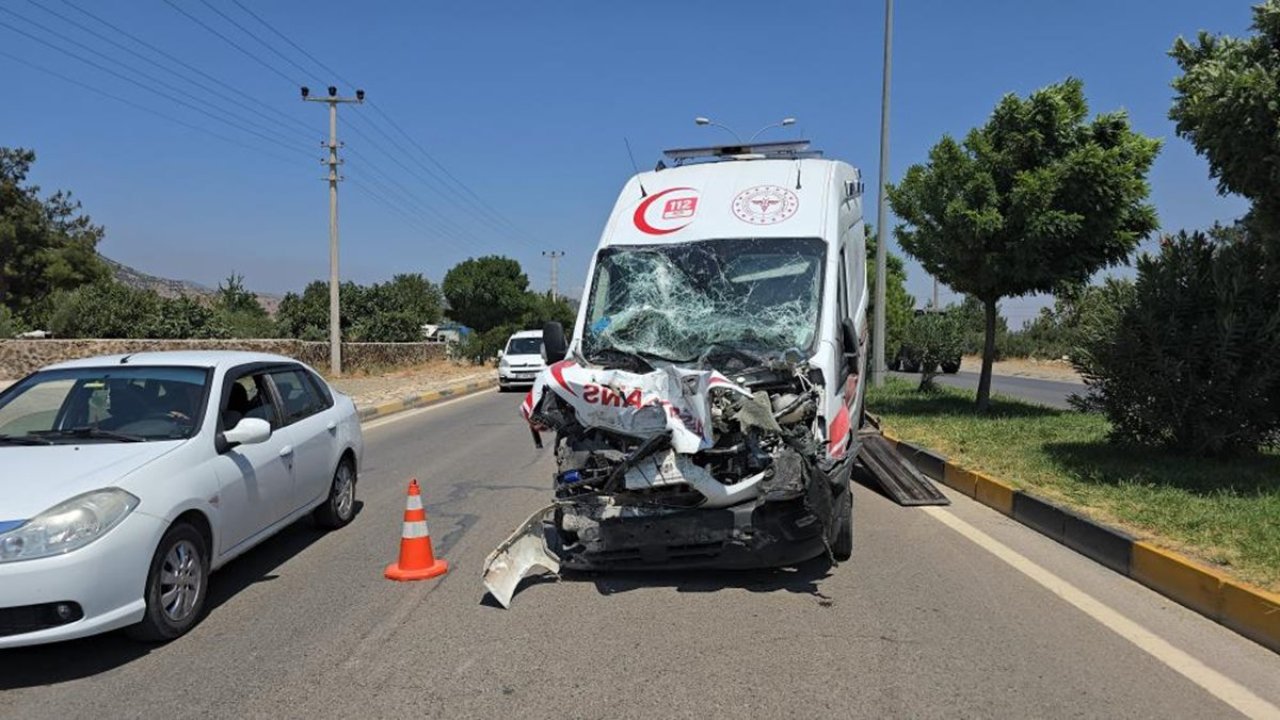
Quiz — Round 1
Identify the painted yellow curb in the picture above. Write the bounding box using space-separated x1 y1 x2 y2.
941 464 977 498
1131 542 1229 618
1221 580 1280 653
372 399 404 417
973 471 1015 516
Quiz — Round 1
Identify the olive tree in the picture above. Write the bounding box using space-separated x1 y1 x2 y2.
886 79 1160 410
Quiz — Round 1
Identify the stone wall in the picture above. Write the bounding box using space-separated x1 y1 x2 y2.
0 339 447 379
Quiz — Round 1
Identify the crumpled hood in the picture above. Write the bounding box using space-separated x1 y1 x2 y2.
0 442 182 522
520 359 750 453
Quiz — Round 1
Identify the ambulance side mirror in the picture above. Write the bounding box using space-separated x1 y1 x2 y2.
841 318 859 363
543 322 568 364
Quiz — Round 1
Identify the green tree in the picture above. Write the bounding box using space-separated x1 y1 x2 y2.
214 272 274 338
1170 0 1280 233
886 79 1160 410
442 256 530 333
901 311 964 391
49 282 159 338
521 292 575 331
276 281 336 341
865 223 915 362
0 147 109 324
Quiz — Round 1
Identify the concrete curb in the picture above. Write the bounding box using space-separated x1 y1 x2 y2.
355 376 500 422
879 429 1280 654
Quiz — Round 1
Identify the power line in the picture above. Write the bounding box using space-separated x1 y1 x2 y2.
343 146 485 245
367 101 531 238
195 0 316 85
161 0 297 86
214 0 533 243
23 0 304 149
341 113 512 239
0 12 312 158
228 0 355 88
56 0 317 138
346 108 516 238
0 48 302 164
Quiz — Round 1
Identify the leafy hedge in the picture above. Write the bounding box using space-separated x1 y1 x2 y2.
1073 226 1280 456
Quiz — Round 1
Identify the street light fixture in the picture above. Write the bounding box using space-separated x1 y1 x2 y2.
748 117 796 143
695 116 797 144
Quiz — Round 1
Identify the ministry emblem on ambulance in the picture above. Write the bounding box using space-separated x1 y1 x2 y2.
732 185 799 225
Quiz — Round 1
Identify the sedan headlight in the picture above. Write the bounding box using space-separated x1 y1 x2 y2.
499 357 510 369
0 488 139 563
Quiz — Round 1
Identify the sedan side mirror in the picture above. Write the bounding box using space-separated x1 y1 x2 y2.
221 417 272 450
542 321 568 364
497 349 505 359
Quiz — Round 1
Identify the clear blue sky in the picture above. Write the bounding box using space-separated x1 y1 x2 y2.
0 0 1252 326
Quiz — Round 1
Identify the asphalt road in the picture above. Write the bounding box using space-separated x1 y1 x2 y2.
893 370 1082 408
2 391 1279 719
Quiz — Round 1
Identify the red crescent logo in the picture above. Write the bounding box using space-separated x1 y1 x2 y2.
633 187 696 235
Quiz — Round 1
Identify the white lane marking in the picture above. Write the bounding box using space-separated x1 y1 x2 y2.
922 506 1280 720
361 389 495 432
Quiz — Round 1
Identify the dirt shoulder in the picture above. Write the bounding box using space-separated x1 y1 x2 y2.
327 359 494 410
960 355 1083 384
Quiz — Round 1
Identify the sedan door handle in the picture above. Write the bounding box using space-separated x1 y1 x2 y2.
279 445 294 458
326 420 337 431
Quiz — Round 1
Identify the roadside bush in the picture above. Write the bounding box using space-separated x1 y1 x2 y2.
457 324 520 365
0 304 19 338
48 282 230 339
1073 227 1280 456
49 281 160 338
901 311 964 390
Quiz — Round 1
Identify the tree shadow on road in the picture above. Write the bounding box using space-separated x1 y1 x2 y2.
0 502 361 690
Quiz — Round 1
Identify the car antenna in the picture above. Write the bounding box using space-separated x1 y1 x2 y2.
119 353 134 365
624 137 647 197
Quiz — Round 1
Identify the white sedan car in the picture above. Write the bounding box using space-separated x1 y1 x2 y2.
0 351 364 647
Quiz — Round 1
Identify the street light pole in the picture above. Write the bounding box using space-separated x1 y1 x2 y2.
873 0 893 387
303 85 363 376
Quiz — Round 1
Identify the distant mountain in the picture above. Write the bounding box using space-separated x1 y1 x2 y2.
103 257 282 314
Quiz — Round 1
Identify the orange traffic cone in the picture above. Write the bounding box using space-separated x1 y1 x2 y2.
384 479 449 581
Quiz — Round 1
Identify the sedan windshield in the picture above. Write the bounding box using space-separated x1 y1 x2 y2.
0 366 210 443
582 237 825 364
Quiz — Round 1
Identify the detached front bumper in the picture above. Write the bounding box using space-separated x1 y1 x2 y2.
482 496 829 608
557 497 828 571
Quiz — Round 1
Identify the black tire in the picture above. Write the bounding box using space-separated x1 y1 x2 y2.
941 359 961 374
313 457 357 529
831 485 853 562
127 522 209 642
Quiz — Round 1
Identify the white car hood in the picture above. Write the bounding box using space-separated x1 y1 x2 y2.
0 442 182 523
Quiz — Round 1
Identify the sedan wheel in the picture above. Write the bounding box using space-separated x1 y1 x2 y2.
314 458 357 529
128 522 209 642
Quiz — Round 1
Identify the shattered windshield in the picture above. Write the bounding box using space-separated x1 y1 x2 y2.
582 237 825 364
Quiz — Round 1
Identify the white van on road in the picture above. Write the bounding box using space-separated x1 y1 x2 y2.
485 140 869 605
497 330 545 390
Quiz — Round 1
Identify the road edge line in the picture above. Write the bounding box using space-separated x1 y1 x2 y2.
878 432 1280 655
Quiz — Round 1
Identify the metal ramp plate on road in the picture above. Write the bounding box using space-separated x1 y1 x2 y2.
857 434 950 506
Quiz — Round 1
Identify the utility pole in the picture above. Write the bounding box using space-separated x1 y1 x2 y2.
932 277 940 311
872 0 893 387
303 85 364 375
542 250 564 300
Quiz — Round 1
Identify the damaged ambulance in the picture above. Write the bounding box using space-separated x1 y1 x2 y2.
484 140 869 607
